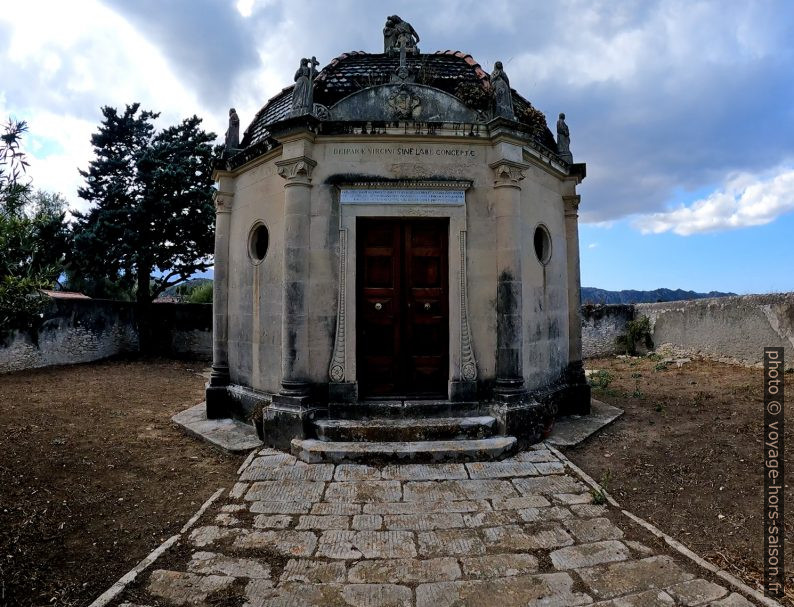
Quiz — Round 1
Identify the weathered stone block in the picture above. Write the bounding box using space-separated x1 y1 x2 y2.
415 572 592 607
348 557 461 584
459 553 538 579
550 540 630 570
577 555 695 600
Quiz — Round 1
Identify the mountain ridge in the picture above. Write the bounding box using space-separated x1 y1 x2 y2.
581 287 736 305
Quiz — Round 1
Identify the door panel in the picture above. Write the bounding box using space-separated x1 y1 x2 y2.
357 218 448 398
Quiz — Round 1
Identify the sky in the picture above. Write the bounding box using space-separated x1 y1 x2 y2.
2 0 793 294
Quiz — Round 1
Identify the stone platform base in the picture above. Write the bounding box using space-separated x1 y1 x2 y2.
546 399 623 447
172 402 262 453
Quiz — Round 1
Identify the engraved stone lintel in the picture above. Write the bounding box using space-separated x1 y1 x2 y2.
276 156 317 182
329 229 348 383
489 160 528 186
459 231 478 382
340 189 464 205
213 190 234 213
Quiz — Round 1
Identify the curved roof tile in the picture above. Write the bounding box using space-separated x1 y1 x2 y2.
239 50 552 150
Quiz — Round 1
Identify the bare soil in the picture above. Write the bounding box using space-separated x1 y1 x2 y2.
0 358 243 607
566 355 794 604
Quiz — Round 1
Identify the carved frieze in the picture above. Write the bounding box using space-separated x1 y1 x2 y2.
329 229 348 383
387 86 422 120
459 231 478 381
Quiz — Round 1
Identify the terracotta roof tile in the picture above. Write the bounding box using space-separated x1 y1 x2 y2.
240 49 551 149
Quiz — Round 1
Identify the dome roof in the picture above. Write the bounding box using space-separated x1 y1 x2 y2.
240 50 556 152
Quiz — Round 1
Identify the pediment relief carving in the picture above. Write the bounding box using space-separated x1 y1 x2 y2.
328 84 483 124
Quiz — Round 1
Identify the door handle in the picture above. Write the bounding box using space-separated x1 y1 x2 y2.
424 302 431 311
374 302 383 311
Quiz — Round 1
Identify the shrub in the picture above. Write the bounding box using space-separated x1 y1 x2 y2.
615 315 653 355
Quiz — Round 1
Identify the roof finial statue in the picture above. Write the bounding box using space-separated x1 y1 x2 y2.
491 61 515 120
557 112 573 162
224 108 240 152
290 56 319 117
384 15 420 57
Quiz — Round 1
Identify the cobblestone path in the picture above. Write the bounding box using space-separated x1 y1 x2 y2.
119 445 759 607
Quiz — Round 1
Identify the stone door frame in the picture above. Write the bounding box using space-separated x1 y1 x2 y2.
328 181 478 402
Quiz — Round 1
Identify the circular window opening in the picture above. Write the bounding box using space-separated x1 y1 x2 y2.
534 225 552 265
249 223 269 264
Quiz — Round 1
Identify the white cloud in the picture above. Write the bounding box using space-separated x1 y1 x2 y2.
588 243 599 249
633 166 794 235
0 0 208 212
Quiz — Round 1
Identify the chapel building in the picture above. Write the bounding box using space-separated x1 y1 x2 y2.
207 17 591 461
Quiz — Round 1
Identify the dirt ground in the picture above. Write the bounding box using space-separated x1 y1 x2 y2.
0 358 243 607
566 355 794 604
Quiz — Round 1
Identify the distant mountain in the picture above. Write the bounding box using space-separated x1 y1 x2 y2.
581 287 736 305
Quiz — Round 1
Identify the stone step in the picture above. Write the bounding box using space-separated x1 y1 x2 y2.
327 400 486 419
291 436 518 464
313 416 497 442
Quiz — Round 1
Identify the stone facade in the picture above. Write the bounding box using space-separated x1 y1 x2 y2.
208 39 590 448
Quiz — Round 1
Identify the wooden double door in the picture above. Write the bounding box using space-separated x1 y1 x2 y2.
357 218 449 398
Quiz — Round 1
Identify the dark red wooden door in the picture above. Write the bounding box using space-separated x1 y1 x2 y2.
357 218 448 398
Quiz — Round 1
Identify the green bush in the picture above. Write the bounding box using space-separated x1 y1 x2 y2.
615 315 653 355
186 281 212 304
588 369 614 390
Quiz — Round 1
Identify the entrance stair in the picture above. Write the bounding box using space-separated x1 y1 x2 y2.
291 400 518 463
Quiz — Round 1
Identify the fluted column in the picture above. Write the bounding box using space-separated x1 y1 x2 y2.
489 159 529 404
274 156 316 404
206 188 233 418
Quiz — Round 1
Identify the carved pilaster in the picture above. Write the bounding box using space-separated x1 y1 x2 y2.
206 188 234 418
273 154 316 406
276 156 316 184
459 231 477 382
563 194 581 217
329 229 348 382
489 160 526 187
213 190 234 213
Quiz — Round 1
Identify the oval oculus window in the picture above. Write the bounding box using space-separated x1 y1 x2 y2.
533 225 551 265
249 223 269 263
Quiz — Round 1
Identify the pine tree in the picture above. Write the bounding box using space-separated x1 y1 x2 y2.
72 104 218 349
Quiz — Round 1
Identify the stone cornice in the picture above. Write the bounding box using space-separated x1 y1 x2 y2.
276 156 317 182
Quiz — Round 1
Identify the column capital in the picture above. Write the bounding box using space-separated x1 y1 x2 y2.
489 159 529 187
563 194 581 217
276 156 317 183
213 190 234 214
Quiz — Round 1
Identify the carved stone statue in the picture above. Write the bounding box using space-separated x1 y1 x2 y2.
224 108 240 151
491 61 514 120
557 112 572 162
384 15 420 56
290 57 319 117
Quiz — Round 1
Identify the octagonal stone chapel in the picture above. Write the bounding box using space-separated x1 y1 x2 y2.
207 17 591 461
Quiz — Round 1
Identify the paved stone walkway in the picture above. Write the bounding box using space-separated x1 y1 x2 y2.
121 445 759 607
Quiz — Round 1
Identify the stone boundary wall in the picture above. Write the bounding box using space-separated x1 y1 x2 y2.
637 293 794 369
581 293 794 369
0 299 212 373
581 304 634 358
